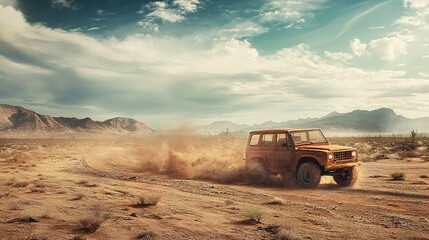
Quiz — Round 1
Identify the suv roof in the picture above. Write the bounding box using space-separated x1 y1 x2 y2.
249 128 320 134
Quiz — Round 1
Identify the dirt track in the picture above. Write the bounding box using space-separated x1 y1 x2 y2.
0 137 428 240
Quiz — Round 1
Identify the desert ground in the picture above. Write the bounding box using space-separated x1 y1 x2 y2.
0 134 428 240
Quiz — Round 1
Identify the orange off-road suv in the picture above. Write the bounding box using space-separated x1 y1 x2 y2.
245 128 360 188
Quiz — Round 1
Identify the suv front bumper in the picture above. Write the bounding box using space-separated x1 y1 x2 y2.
324 162 361 171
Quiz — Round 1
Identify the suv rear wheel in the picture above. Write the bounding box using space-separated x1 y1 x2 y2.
297 162 321 188
333 167 358 186
247 159 268 184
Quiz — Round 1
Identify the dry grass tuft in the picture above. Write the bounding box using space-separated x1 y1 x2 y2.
12 181 31 188
72 236 86 240
391 172 406 181
135 230 156 240
135 194 160 207
19 234 49 240
77 207 110 233
242 206 264 224
30 188 45 193
276 228 301 240
266 197 285 205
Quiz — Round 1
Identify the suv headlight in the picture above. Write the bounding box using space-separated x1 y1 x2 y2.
328 154 334 160
352 151 357 157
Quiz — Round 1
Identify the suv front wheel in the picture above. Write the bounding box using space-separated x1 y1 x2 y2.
297 162 321 188
333 167 358 186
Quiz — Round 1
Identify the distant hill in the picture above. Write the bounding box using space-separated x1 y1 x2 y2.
196 120 250 133
0 104 154 135
198 108 429 133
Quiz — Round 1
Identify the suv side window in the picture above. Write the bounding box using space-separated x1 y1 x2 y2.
249 134 260 146
262 134 275 147
276 133 288 147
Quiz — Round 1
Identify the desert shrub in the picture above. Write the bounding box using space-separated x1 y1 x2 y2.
12 181 31 188
30 188 45 193
243 206 264 223
391 172 406 181
398 150 416 160
277 228 300 240
78 207 110 233
136 194 160 207
410 130 417 144
266 197 285 205
135 230 156 240
72 236 86 240
372 152 387 161
19 234 48 240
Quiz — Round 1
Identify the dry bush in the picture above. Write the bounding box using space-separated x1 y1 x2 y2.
135 231 156 240
19 234 49 240
242 206 264 224
136 194 160 207
276 228 301 240
266 197 285 205
398 150 416 160
391 172 406 181
372 152 387 161
78 207 110 233
72 236 86 240
11 181 31 188
30 188 45 193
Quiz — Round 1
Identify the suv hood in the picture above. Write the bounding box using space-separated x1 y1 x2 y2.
297 145 353 151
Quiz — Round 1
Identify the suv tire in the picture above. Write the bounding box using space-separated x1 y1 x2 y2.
247 159 268 184
333 167 358 186
297 162 321 188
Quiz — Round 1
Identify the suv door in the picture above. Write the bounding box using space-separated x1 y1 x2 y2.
261 133 276 172
274 132 295 175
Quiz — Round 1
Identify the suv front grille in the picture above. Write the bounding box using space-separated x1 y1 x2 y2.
334 151 352 161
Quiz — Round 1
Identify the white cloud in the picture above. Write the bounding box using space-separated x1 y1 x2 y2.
395 16 429 29
51 0 76 10
368 26 385 30
369 34 415 61
137 20 160 32
173 0 200 13
147 7 184 23
403 0 429 10
1 5 428 124
324 51 353 62
350 38 368 56
259 0 326 27
403 0 429 15
137 0 202 31
219 21 268 38
0 0 17 7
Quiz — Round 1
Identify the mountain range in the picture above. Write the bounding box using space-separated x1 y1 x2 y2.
197 108 429 133
1 104 428 135
0 104 153 135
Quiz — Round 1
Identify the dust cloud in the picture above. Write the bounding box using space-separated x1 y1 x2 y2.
133 134 250 183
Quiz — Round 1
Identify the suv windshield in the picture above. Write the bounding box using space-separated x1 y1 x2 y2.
290 129 328 146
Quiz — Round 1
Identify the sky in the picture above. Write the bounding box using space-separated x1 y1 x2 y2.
0 0 428 127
